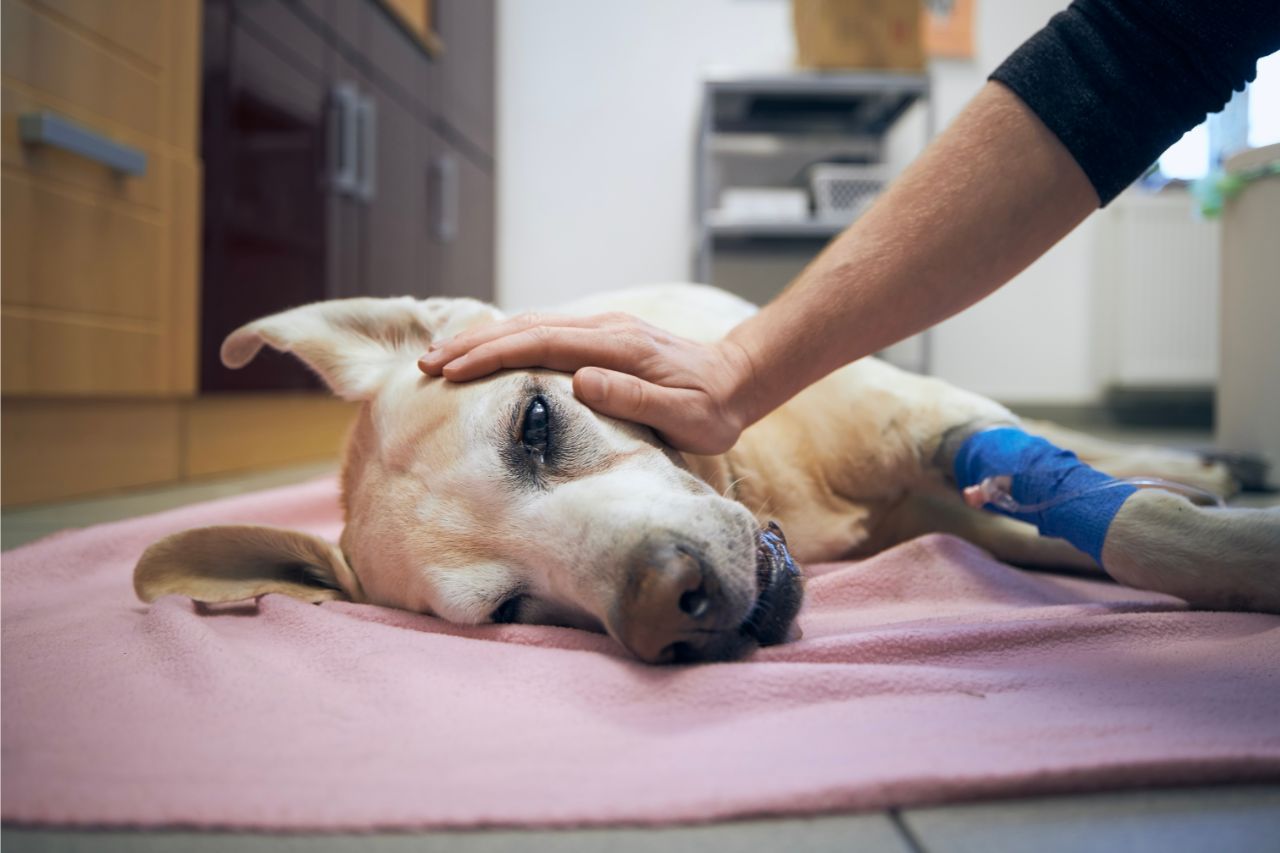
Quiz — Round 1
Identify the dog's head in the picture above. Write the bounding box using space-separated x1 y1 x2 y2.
135 297 802 663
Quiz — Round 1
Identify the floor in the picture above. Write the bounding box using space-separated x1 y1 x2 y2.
3 426 1277 852
5 788 1279 852
1 460 338 550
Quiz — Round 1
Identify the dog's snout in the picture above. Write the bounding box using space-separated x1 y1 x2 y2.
613 537 741 664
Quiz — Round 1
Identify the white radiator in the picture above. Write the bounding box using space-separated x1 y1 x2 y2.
1217 144 1280 487
1095 191 1222 387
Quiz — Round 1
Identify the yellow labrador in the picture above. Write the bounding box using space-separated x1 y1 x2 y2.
135 285 1280 662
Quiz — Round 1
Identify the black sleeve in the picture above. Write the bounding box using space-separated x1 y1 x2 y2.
989 0 1280 206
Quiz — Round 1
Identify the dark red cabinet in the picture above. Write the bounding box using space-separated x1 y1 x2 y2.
200 0 495 391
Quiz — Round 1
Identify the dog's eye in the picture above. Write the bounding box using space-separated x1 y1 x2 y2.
491 595 524 624
521 397 550 458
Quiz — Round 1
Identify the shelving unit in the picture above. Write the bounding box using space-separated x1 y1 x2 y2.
694 71 933 373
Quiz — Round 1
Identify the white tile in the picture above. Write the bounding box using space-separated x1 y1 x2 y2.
902 785 1280 853
2 814 912 853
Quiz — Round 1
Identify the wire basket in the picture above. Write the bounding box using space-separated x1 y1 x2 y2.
809 163 886 222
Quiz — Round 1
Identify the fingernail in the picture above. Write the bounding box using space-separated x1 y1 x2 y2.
441 356 468 378
578 369 607 402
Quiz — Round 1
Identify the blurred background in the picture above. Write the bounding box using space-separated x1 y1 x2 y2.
3 0 1278 520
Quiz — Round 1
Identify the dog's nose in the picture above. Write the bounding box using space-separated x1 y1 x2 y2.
613 538 733 664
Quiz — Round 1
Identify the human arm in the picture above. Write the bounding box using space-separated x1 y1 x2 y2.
421 81 1097 452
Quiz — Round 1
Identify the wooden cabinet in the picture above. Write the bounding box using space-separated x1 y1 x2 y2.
1 0 202 395
199 0 331 390
200 0 495 391
434 0 494 157
0 0 495 504
429 126 495 300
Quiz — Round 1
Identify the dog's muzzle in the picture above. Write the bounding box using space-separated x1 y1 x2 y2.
611 521 804 664
741 521 804 646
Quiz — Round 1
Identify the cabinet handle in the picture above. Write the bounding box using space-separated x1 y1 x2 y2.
18 111 146 176
433 153 458 242
329 83 359 195
355 94 377 203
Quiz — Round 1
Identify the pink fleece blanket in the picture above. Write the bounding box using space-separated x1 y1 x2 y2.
3 476 1279 831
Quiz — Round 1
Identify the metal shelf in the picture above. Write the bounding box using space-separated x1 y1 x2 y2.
705 71 928 136
704 70 929 95
704 214 849 240
693 70 934 375
707 132 881 162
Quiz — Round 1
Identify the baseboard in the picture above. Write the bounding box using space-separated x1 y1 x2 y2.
1 394 357 507
1103 386 1214 429
1003 403 1115 429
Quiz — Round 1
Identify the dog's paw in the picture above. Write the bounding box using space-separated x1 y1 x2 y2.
1187 459 1242 500
1095 449 1240 501
1195 449 1272 492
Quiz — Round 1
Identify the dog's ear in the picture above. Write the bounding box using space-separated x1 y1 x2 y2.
221 296 502 400
134 525 366 605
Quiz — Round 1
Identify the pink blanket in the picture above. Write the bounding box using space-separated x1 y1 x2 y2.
3 477 1278 830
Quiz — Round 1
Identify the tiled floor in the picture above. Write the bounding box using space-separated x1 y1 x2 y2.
5 787 1280 853
3 426 1277 852
1 461 338 550
901 786 1280 853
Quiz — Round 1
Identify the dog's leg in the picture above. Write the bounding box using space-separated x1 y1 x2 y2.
873 491 1100 572
1104 491 1280 612
944 426 1280 613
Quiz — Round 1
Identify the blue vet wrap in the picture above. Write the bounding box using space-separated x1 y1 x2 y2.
953 428 1137 564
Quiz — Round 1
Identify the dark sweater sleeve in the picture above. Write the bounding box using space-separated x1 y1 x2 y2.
990 0 1280 205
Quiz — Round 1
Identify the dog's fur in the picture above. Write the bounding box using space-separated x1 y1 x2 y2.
136 285 1280 661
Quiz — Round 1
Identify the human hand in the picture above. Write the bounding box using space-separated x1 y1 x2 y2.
417 312 758 454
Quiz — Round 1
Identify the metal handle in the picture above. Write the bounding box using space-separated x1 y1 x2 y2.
355 93 377 203
433 153 458 242
329 83 359 195
18 111 147 176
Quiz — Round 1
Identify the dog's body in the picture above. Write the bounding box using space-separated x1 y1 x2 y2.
136 284 1280 662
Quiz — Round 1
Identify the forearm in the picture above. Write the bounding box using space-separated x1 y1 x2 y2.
723 81 1098 425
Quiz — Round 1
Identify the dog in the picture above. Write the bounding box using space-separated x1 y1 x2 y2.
135 284 1280 662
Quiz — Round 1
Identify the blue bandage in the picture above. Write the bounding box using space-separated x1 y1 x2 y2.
953 428 1136 564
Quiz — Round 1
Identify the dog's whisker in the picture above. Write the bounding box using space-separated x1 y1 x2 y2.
722 474 751 499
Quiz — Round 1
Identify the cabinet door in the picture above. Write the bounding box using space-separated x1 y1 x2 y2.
361 76 437 298
426 129 494 302
1 0 200 396
200 0 329 391
366 0 440 117
434 0 494 157
325 52 366 302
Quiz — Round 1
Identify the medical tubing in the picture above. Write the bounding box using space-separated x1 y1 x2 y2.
976 475 1226 514
954 428 1137 563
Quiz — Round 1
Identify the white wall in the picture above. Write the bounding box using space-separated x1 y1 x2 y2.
497 0 793 311
916 0 1100 403
497 0 1206 405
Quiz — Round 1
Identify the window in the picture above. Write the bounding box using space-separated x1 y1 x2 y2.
1247 50 1280 148
1154 49 1280 182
